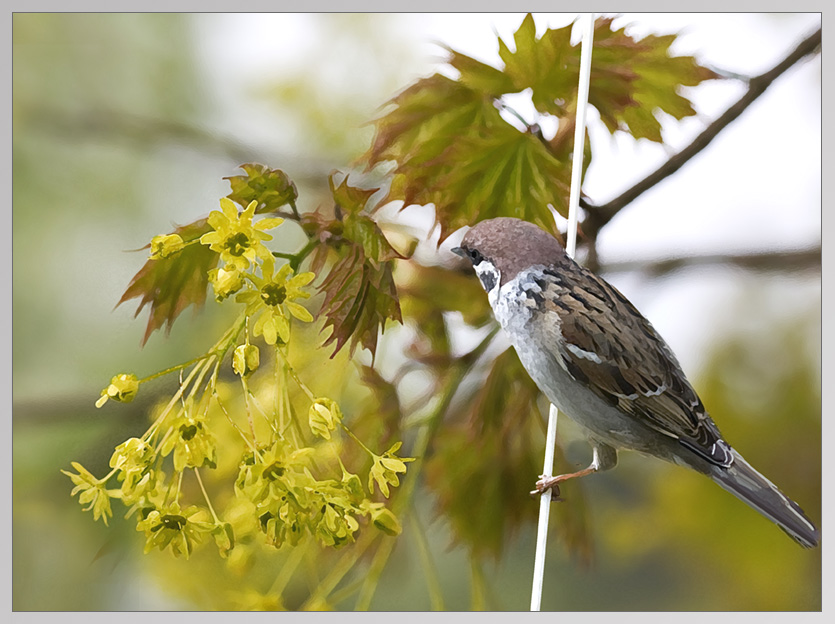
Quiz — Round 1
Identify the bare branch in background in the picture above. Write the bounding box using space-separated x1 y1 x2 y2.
599 246 821 277
581 27 822 266
23 107 335 190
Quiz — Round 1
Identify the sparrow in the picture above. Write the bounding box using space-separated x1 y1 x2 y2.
452 217 819 548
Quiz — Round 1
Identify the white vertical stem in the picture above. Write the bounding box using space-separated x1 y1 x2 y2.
566 14 595 259
530 402 560 611
530 13 595 612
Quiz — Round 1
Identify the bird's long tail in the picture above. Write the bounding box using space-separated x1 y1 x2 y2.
709 449 819 548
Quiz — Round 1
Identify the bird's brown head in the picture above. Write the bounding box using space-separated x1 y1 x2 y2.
452 218 565 289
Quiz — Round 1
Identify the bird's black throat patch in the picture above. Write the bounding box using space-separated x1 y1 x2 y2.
478 271 497 293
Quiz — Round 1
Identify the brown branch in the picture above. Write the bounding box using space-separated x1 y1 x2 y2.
599 246 821 277
22 106 334 189
582 27 822 242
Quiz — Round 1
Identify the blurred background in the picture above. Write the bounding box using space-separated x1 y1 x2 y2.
12 13 821 611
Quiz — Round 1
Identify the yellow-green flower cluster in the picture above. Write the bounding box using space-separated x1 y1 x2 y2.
66 178 421 573
235 439 389 549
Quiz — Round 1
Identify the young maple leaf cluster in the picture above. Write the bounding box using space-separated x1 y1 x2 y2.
365 14 716 243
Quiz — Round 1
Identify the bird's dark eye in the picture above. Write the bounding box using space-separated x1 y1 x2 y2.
468 249 484 265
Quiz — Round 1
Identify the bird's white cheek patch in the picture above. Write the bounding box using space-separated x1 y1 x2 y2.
474 264 501 305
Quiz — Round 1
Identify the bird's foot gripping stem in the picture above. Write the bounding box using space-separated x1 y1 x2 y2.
530 442 617 500
530 466 596 499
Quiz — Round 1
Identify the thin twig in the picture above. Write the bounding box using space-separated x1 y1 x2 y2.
581 27 821 244
409 509 445 611
24 106 333 189
599 246 821 277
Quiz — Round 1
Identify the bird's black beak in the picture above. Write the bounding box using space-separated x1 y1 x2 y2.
451 246 466 259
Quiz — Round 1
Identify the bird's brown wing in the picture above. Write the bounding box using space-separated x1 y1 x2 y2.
533 265 732 467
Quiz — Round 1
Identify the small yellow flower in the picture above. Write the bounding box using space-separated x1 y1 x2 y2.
159 410 217 472
211 522 235 558
236 255 315 345
208 266 244 301
368 442 414 498
232 344 260 377
339 460 365 500
308 398 342 439
136 503 213 558
110 437 156 503
362 501 402 536
149 233 185 259
200 198 284 270
96 373 140 408
316 502 360 547
61 462 113 525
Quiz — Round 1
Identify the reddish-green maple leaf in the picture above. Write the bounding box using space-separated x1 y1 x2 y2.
306 174 405 358
117 218 218 345
366 74 570 241
367 74 500 172
367 15 718 242
224 163 298 214
498 15 718 141
446 48 517 97
317 243 401 358
590 23 717 140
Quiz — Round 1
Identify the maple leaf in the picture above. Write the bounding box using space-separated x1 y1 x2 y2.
498 15 578 117
329 172 379 215
224 163 299 214
366 15 718 242
366 74 569 241
446 48 517 97
118 218 218 345
328 173 403 263
591 23 718 140
317 243 401 358
306 173 405 359
498 15 718 141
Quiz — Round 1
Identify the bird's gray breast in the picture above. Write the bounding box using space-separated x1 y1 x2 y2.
487 268 675 457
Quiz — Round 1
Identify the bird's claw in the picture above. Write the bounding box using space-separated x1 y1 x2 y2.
530 475 564 501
